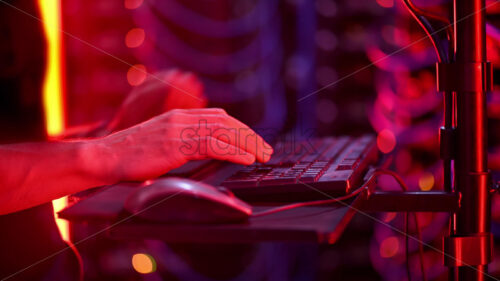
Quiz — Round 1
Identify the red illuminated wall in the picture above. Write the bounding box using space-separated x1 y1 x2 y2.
62 0 138 127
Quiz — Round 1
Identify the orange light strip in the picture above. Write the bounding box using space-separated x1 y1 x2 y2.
38 0 69 241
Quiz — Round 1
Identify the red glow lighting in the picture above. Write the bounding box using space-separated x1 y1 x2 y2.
383 212 397 223
376 0 394 8
124 0 144 10
127 64 147 86
379 236 399 258
38 0 69 242
377 129 396 154
125 28 145 48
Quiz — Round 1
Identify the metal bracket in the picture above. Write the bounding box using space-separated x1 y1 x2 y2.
443 233 493 267
436 62 493 92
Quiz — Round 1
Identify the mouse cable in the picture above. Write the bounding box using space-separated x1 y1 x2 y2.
252 169 427 281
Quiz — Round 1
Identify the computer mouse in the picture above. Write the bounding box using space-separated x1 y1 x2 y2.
124 178 252 224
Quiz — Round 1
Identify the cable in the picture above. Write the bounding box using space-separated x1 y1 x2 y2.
251 169 427 280
404 212 428 281
378 170 415 281
396 1 452 279
250 170 405 216
402 0 448 63
252 170 400 218
252 169 412 218
415 213 427 281
400 3 453 276
405 213 412 281
376 169 427 281
403 0 452 34
402 0 453 48
251 183 367 217
401 0 455 193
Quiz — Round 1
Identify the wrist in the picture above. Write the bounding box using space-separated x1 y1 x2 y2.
76 137 120 186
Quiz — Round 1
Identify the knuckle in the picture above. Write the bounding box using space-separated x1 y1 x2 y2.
212 108 227 114
167 110 187 122
215 115 228 126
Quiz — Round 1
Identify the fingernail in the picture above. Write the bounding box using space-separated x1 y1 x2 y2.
263 153 272 163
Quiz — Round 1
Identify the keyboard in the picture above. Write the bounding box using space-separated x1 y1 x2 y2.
220 135 379 202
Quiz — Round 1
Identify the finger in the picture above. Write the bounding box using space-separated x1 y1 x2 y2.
187 136 256 166
210 116 273 163
166 109 273 162
167 109 273 162
190 114 272 163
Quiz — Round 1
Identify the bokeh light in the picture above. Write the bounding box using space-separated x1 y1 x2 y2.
315 0 337 17
316 99 338 124
315 29 338 51
379 236 399 258
127 64 147 86
132 253 156 274
418 172 435 191
383 212 397 223
376 0 394 8
377 129 396 154
125 28 145 48
124 0 143 10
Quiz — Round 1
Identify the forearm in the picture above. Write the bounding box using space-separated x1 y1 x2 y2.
0 139 116 215
0 108 272 214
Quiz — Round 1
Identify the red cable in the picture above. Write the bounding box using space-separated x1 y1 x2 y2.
251 169 427 281
251 183 367 217
252 169 402 217
405 0 452 28
404 0 453 42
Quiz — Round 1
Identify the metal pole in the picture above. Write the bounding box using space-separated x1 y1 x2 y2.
452 0 491 280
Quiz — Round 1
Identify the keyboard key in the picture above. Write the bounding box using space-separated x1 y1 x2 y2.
337 159 358 170
311 161 328 168
317 137 349 162
220 135 377 202
297 139 333 163
318 167 353 183
344 149 364 160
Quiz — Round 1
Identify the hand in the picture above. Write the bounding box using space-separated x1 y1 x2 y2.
108 69 207 132
96 108 273 182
